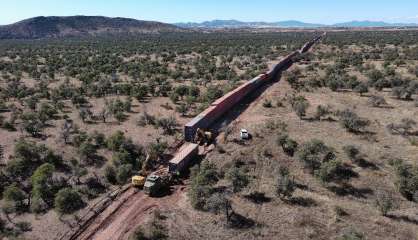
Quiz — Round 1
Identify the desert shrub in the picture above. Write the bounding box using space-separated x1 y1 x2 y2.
334 206 348 217
54 188 84 215
375 191 398 216
91 131 106 147
114 111 126 123
3 183 27 212
290 96 310 119
276 167 296 200
387 118 417 136
285 71 300 89
31 163 57 207
206 192 232 223
325 72 346 92
276 134 298 156
21 111 44 136
265 120 288 131
392 84 415 100
372 78 391 91
343 145 361 163
104 164 117 184
188 162 219 210
204 85 223 103
314 105 332 120
113 140 143 168
156 116 177 135
338 228 365 240
116 164 133 184
296 139 335 172
262 99 273 108
78 141 97 164
5 140 61 179
337 109 370 133
15 221 32 233
175 103 188 116
106 131 126 151
368 95 387 107
315 159 344 183
137 111 156 126
367 69 384 84
130 227 147 240
392 159 418 201
226 166 250 193
353 83 368 96
78 108 92 123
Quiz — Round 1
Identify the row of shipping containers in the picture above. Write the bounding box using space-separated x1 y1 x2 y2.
151 34 324 182
184 34 323 142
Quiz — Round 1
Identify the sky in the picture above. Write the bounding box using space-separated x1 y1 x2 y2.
1 0 418 25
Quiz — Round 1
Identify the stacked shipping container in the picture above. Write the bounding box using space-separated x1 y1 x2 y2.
167 34 323 180
184 34 323 142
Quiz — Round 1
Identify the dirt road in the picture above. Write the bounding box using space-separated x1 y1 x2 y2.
73 186 184 240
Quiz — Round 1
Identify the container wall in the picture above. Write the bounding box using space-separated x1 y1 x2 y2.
169 143 199 173
184 35 322 142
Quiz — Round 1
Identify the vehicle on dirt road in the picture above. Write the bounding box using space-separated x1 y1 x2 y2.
131 175 146 188
240 129 250 140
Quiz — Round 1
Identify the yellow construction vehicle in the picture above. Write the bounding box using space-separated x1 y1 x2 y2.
131 175 146 188
194 128 213 145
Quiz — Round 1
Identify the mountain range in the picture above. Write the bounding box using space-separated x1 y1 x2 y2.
1 16 417 40
175 19 418 29
0 16 186 39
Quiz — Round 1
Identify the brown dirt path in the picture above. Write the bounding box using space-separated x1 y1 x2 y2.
74 186 184 240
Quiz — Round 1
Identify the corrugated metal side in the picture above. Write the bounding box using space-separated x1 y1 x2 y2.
168 143 199 173
184 106 219 141
169 143 199 164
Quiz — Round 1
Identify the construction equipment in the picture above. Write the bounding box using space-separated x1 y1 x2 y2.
131 175 146 188
143 168 171 197
194 128 213 145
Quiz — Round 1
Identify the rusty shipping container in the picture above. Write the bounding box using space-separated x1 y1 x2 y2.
184 79 261 141
168 143 199 173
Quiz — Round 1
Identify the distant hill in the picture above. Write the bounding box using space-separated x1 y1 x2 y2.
0 16 186 39
175 19 418 29
175 20 325 28
331 20 418 28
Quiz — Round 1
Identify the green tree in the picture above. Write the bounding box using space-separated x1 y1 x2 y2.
104 164 117 184
21 112 43 137
337 109 370 133
175 104 188 117
3 183 27 212
106 131 126 151
31 163 56 207
276 134 298 156
276 167 296 200
54 188 84 215
226 166 250 193
296 139 335 173
188 162 219 210
354 83 369 96
78 141 97 164
206 192 232 223
116 164 133 184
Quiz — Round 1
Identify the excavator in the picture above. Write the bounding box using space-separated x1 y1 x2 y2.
194 128 214 145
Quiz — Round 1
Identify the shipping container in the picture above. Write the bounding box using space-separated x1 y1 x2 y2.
168 143 199 173
182 38 323 143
